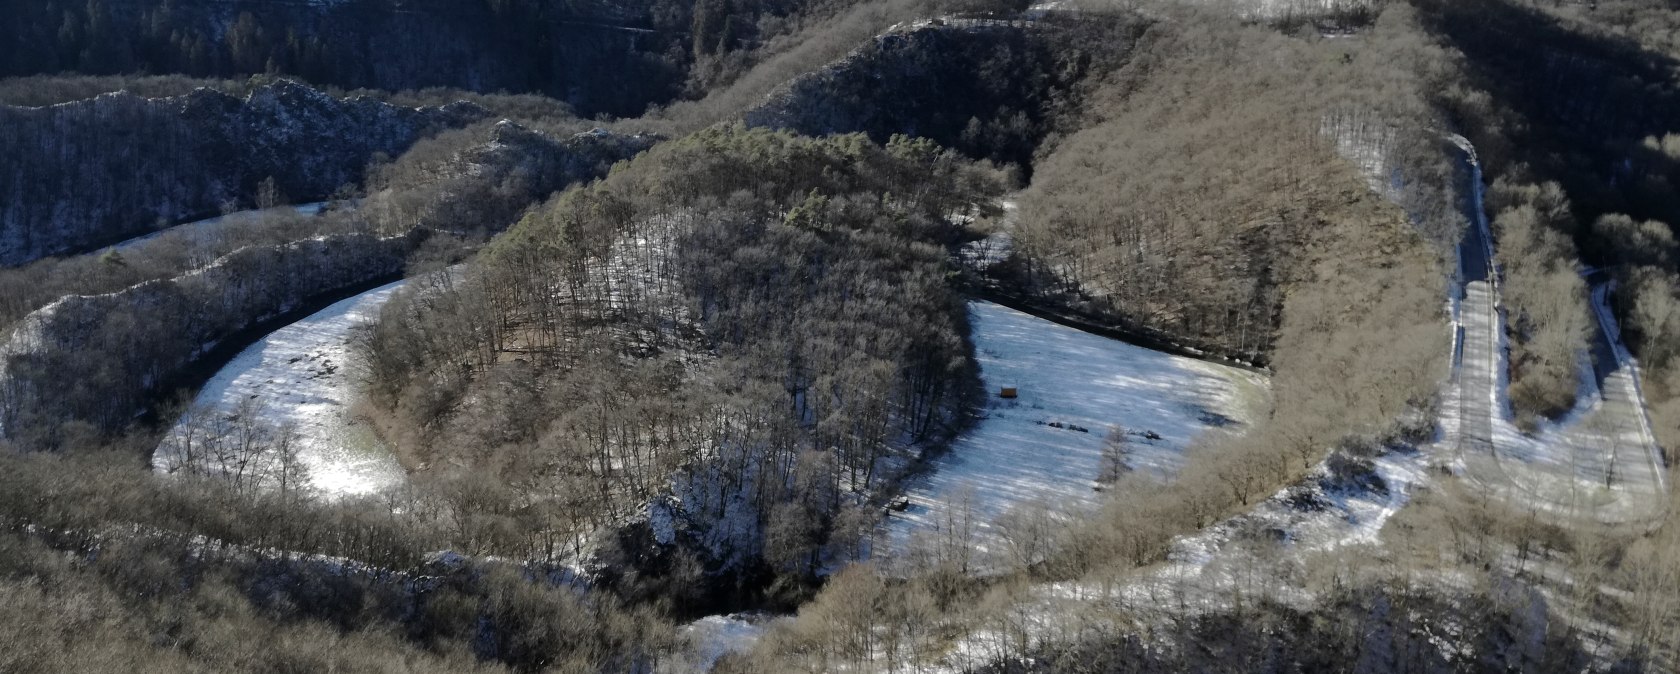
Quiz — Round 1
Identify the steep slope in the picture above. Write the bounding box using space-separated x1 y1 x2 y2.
743 19 1138 167
0 0 684 117
0 80 487 266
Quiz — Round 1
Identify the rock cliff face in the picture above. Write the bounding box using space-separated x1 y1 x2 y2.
743 24 1070 167
0 80 487 266
0 124 656 444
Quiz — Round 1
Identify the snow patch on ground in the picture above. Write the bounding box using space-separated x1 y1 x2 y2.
666 613 777 673
110 202 326 252
882 300 1268 562
152 280 407 498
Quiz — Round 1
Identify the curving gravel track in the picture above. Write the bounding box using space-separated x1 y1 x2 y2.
1441 136 1668 525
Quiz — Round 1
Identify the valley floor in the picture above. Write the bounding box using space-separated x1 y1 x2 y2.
152 279 407 498
881 300 1268 564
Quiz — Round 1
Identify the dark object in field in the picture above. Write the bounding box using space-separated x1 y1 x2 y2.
1284 486 1329 512
999 386 1018 398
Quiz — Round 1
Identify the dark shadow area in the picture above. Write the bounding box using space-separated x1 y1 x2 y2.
1420 0 1680 244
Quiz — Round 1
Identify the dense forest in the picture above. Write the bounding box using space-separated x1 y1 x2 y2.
2 0 1680 671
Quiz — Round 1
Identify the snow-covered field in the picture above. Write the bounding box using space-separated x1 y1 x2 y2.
152 280 407 498
882 301 1268 561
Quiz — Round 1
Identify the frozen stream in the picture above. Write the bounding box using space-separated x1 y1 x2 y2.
151 279 407 498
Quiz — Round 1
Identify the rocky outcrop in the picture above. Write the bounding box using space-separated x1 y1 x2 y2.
0 80 487 266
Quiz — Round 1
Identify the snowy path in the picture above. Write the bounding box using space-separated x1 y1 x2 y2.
882 300 1267 562
152 280 407 498
109 202 326 252
1441 137 1668 525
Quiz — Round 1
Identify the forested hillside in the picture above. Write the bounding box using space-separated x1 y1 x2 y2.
358 125 1002 604
0 0 684 116
0 0 1016 118
3 0 1680 671
0 80 485 265
744 19 1134 167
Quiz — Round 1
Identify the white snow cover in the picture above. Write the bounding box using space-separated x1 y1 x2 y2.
1186 0 1372 20
110 202 326 252
882 301 1267 560
152 280 407 498
666 614 777 673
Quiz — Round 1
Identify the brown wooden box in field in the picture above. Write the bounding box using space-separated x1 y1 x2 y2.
999 387 1018 399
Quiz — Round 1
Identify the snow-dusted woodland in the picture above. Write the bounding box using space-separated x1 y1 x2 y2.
153 280 408 498
882 300 1268 562
0 231 415 440
0 81 485 265
916 442 1437 673
878 135 1669 674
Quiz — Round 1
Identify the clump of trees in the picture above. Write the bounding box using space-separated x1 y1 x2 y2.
1485 178 1593 425
357 124 1004 598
